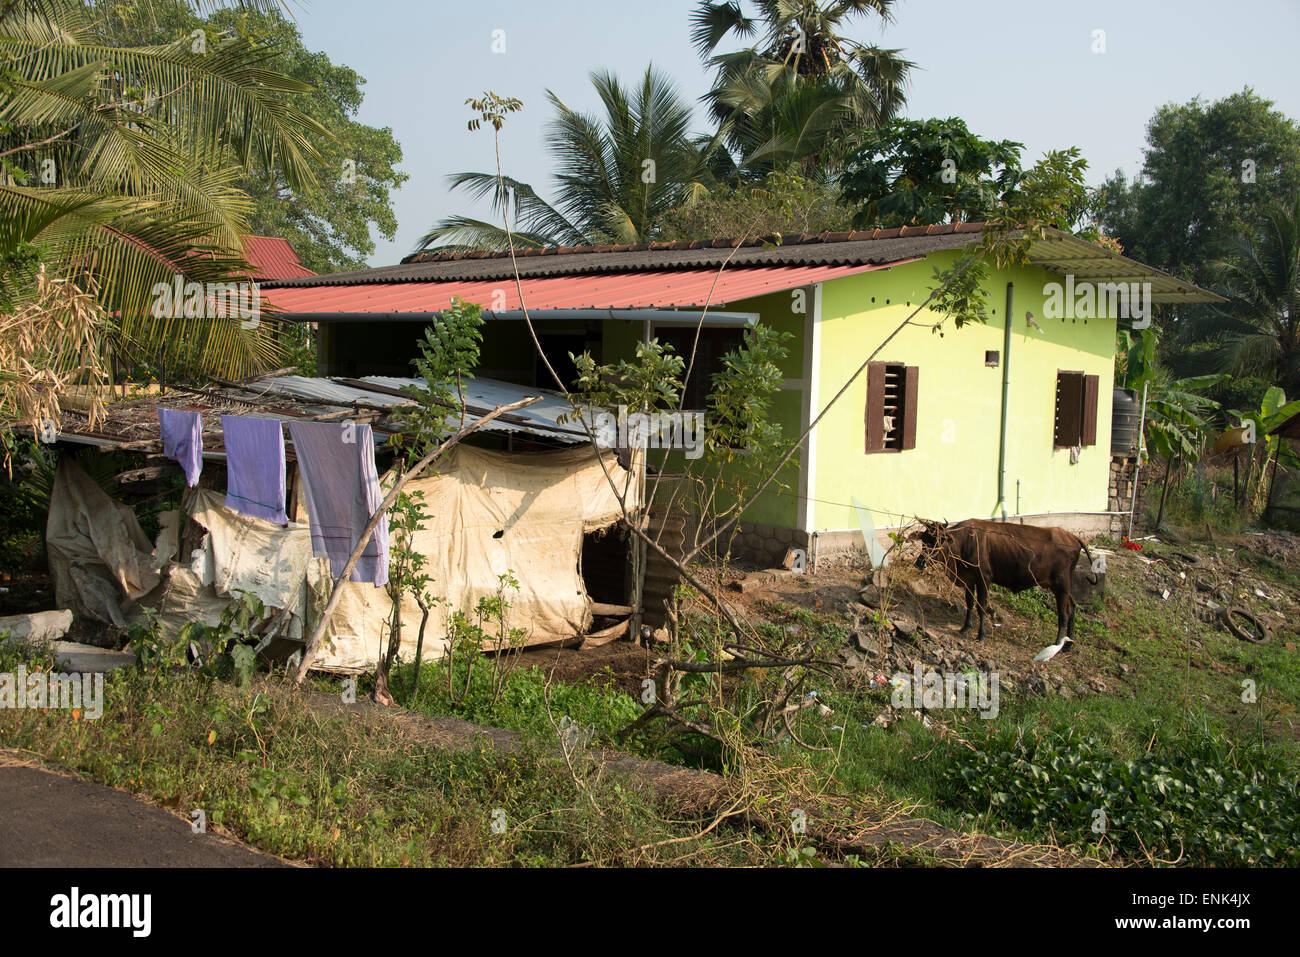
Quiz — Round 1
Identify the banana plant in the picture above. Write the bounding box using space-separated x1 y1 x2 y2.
1227 385 1300 511
1118 328 1222 462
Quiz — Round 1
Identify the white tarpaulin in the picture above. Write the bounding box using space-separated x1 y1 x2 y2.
47 458 161 629
390 443 638 652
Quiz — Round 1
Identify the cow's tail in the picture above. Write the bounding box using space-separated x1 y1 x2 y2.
1080 540 1099 584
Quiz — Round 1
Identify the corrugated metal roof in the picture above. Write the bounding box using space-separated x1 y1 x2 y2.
48 376 586 453
258 375 587 443
1023 232 1226 305
263 227 978 288
261 225 1222 305
243 235 315 280
260 262 905 316
404 223 984 266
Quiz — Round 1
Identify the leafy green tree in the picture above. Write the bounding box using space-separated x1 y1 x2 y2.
568 322 794 561
839 117 1024 227
417 67 717 252
396 297 486 454
655 167 853 241
1117 327 1224 528
1226 384 1300 511
1095 89 1300 289
705 65 855 179
1118 328 1221 463
91 0 407 273
927 148 1093 329
691 0 912 174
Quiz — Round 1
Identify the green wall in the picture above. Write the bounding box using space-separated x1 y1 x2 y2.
594 291 809 530
812 252 1117 533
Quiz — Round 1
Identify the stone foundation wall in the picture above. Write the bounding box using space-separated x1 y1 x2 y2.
1108 455 1141 537
725 522 811 568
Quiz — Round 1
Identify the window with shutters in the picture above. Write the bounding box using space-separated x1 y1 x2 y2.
1054 371 1099 448
865 362 918 453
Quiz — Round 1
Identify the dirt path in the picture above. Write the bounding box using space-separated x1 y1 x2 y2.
0 760 287 868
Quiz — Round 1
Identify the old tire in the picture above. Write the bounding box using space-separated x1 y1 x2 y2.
1223 606 1270 644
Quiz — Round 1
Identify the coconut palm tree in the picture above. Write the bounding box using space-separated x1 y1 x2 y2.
690 0 912 174
707 64 852 179
1194 195 1300 395
416 66 718 253
0 0 327 395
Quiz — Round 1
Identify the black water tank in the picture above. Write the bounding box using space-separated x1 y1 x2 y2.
1111 388 1141 455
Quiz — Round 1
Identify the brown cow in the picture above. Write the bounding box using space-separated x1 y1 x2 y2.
912 519 1096 643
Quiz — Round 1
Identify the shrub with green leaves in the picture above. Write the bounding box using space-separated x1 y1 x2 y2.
948 723 1299 866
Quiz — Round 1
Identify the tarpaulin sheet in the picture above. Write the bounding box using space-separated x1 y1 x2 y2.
46 458 161 628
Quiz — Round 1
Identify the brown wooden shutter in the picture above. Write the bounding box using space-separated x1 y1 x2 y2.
865 362 885 452
901 365 919 450
1081 374 1099 447
1055 372 1084 447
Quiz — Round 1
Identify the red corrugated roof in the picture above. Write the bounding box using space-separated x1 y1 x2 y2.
244 235 315 280
261 261 913 317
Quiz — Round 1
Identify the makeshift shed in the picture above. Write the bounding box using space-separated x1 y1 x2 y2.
40 374 646 673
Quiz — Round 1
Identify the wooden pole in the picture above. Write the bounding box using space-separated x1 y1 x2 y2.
293 395 541 684
1126 382 1149 540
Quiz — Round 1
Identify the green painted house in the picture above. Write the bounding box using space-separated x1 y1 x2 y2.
263 223 1220 569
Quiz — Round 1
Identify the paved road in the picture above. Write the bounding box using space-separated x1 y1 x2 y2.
0 766 287 867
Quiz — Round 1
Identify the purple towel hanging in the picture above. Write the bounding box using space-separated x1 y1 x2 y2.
221 415 288 525
158 408 203 487
287 420 389 587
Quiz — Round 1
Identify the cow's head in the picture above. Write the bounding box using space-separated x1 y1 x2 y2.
910 519 949 569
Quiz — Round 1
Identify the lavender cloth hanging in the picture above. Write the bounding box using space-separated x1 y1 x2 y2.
220 415 288 525
158 408 203 487
287 420 389 587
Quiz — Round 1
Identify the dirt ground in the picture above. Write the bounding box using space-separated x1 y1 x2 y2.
518 639 659 697
524 525 1300 707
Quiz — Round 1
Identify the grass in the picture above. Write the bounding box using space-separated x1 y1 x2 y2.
0 645 770 866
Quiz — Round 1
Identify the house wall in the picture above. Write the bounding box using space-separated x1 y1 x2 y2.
811 251 1117 560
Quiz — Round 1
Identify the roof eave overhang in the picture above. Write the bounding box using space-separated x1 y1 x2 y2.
281 308 761 325
1025 230 1226 305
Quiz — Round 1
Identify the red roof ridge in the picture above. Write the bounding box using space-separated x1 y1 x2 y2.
243 234 315 280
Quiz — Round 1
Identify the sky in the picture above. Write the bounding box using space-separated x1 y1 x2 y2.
287 0 1300 267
